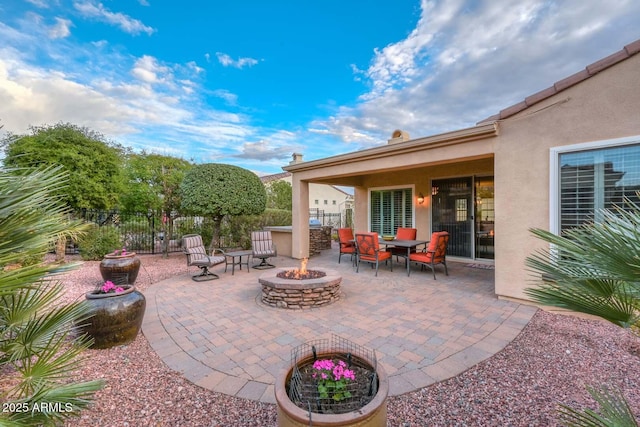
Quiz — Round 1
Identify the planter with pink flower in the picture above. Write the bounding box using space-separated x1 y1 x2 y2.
81 280 146 349
275 335 388 427
99 248 141 285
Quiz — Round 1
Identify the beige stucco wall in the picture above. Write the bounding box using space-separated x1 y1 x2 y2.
495 53 640 300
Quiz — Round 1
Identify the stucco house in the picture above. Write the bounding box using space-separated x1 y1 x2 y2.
261 160 354 222
283 38 640 303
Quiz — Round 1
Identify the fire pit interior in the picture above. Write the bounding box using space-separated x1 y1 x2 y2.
259 259 341 309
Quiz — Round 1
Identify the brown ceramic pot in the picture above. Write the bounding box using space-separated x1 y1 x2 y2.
82 286 146 349
99 253 141 285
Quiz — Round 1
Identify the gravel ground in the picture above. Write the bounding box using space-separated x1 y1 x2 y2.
53 253 640 426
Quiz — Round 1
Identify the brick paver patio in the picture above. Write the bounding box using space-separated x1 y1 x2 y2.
142 245 536 404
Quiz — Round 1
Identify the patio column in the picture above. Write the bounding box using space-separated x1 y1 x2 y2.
291 177 309 259
353 186 368 232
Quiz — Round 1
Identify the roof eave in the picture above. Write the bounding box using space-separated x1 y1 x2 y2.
283 122 498 173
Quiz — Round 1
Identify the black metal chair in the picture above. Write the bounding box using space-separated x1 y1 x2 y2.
182 234 225 281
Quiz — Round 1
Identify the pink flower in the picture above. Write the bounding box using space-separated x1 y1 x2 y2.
344 369 355 381
100 281 126 294
101 281 116 293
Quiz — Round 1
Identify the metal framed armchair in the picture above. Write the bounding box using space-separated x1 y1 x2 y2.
355 232 392 276
182 234 226 281
251 231 277 269
408 231 449 279
337 228 356 264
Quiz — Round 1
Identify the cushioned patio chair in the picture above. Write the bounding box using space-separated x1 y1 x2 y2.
388 227 418 262
337 228 356 264
182 234 225 281
408 231 449 279
355 232 392 276
251 230 277 269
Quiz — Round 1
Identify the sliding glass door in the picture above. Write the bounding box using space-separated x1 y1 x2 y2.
432 176 494 259
431 178 473 257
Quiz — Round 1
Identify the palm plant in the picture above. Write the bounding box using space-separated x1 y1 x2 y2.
0 166 103 426
525 197 640 426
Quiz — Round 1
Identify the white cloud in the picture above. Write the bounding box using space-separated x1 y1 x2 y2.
212 89 238 105
131 55 166 84
215 52 259 69
317 0 640 145
25 0 51 8
48 17 72 39
73 1 155 36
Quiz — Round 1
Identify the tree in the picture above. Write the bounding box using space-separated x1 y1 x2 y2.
180 164 267 249
2 122 126 211
266 180 292 210
525 199 640 426
0 166 103 426
120 153 192 256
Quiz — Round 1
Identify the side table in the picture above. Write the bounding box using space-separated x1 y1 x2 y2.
224 250 252 275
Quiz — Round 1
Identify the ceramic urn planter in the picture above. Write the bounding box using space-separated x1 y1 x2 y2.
99 252 141 285
82 285 146 349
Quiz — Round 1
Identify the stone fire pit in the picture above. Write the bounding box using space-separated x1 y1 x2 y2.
259 262 342 309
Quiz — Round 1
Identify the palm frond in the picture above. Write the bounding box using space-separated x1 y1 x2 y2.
5 380 105 426
558 385 638 427
526 199 640 327
0 166 103 425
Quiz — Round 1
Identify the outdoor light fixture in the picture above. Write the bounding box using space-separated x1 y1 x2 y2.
417 192 425 204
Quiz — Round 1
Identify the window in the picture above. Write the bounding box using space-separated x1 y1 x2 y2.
324 200 328 205
370 188 413 235
553 137 640 234
314 200 319 205
332 200 336 205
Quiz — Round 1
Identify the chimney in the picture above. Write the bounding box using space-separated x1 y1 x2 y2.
388 129 410 144
290 152 304 165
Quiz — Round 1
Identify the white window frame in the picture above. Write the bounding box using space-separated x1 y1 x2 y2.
368 184 417 233
549 134 640 234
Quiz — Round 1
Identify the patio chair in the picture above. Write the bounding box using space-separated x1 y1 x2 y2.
388 227 418 262
337 228 356 264
355 232 392 276
251 230 277 269
408 231 449 279
182 234 225 281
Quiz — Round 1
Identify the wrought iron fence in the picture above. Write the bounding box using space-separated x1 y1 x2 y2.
71 208 353 255
310 209 353 229
73 209 181 255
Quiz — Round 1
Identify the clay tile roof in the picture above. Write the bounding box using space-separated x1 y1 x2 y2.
260 171 292 183
478 38 640 124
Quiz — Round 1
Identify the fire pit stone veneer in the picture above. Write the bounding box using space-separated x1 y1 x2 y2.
259 266 342 309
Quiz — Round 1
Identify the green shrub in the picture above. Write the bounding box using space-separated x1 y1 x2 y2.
78 224 122 260
175 217 214 247
261 208 292 226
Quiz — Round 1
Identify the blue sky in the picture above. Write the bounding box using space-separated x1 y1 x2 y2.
1 1 639 176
